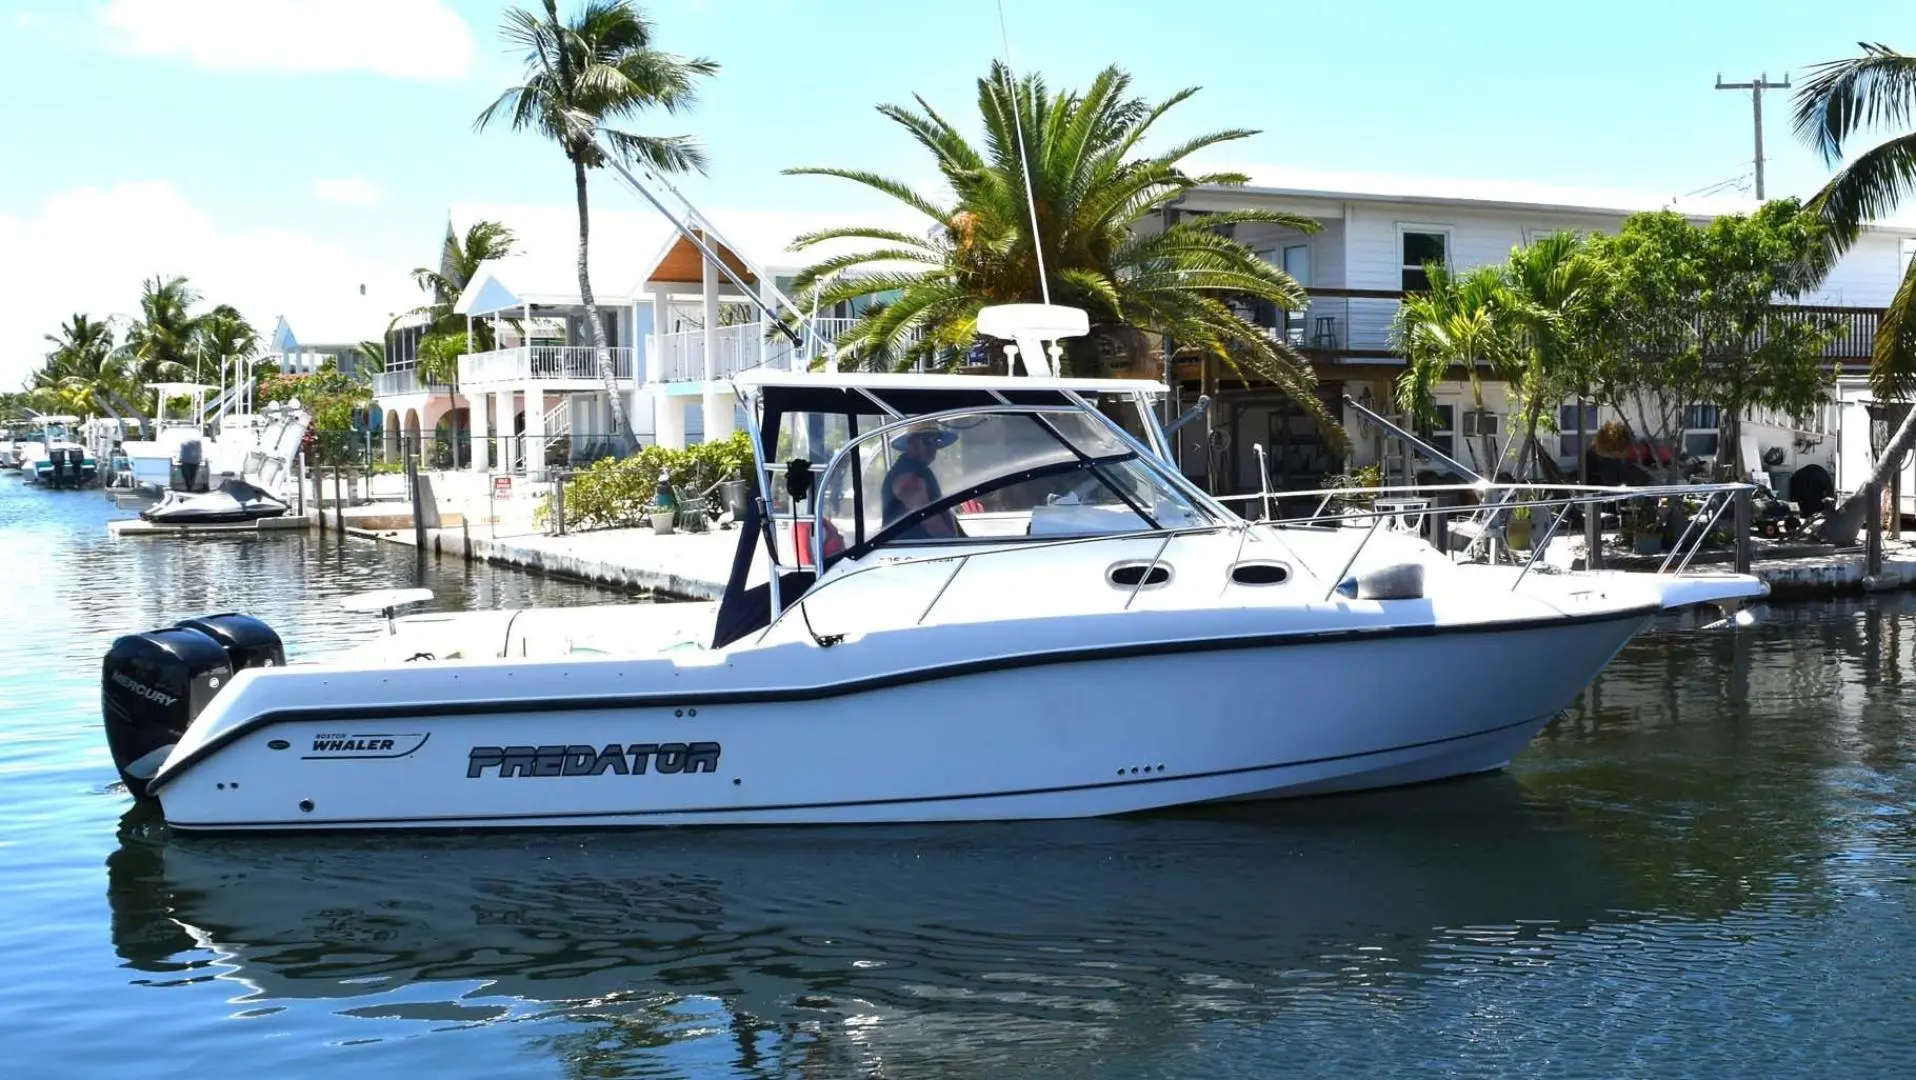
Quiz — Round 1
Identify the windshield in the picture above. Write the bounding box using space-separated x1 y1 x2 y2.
813 408 1216 555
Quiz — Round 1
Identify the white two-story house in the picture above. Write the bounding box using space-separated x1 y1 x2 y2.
1153 166 1916 501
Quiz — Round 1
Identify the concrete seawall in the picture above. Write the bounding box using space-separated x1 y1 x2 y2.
340 517 735 600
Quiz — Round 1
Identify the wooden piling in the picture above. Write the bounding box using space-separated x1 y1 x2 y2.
1867 480 1884 576
1733 489 1753 575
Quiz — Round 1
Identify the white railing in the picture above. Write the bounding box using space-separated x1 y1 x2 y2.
457 346 635 387
655 323 788 382
652 317 920 382
373 368 453 397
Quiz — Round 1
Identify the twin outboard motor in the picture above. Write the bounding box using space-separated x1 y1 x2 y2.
101 614 283 798
49 447 81 487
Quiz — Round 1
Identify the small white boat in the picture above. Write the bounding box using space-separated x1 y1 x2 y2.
119 382 217 492
18 415 96 488
95 305 1767 833
138 400 309 525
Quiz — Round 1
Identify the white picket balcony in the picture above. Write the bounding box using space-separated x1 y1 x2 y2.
457 345 635 389
371 367 453 398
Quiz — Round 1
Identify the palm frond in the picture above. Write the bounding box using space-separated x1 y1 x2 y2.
1793 43 1916 163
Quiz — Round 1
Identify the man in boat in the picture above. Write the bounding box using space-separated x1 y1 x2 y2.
882 423 962 540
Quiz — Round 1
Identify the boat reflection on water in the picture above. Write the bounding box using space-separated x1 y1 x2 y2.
108 778 1632 1076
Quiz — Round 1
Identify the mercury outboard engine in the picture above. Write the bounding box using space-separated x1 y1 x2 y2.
177 438 203 492
101 614 283 797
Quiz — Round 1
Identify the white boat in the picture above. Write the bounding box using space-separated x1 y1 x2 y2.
119 382 217 492
19 415 96 488
138 400 310 525
95 304 1767 833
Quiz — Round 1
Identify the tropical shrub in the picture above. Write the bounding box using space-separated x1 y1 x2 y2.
557 431 755 531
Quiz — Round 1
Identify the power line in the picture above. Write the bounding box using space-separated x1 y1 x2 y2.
1714 72 1791 200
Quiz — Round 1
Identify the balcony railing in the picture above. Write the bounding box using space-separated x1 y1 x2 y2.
457 345 635 387
372 367 453 397
653 318 866 382
1267 290 1886 364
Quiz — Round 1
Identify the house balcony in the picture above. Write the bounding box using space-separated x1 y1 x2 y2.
457 345 635 390
372 367 454 398
1264 290 1887 367
653 317 863 382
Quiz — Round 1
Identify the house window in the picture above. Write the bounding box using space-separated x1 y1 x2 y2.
1558 403 1601 459
1400 229 1449 292
1282 244 1312 340
1683 404 1721 460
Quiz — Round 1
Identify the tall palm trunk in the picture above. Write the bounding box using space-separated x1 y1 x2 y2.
1821 404 1916 545
573 159 638 455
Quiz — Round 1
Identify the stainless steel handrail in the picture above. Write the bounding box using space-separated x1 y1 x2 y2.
752 479 1758 646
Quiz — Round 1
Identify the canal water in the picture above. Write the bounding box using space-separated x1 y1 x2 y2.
3 474 1913 1077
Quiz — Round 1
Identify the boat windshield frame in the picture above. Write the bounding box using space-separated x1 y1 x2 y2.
808 402 1230 570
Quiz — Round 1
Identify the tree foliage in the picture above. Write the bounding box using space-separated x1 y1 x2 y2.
260 366 372 466
1393 206 1836 481
781 62 1341 447
1589 202 1836 476
412 220 517 348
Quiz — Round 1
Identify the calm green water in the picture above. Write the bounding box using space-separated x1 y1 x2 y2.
3 473 1914 1078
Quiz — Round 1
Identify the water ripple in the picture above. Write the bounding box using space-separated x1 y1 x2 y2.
5 476 1916 1076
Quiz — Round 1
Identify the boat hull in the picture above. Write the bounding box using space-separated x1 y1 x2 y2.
150 609 1651 832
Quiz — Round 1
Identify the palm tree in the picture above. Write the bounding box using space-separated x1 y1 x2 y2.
412 219 517 347
37 314 139 422
476 0 717 454
193 304 259 409
781 62 1340 444
1793 43 1916 543
1498 231 1607 481
124 275 202 381
355 339 387 374
1391 262 1521 476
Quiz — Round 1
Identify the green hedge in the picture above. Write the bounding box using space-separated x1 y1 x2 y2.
560 431 755 531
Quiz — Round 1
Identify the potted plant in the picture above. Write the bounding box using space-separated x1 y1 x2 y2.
1507 504 1533 550
649 468 678 534
649 502 677 535
1592 420 1632 458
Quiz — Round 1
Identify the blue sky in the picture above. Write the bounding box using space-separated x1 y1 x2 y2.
1 0 1908 387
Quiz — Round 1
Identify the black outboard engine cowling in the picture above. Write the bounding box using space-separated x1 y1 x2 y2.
100 615 285 798
175 613 285 671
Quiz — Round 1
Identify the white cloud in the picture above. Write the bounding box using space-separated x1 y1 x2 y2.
313 177 383 207
97 0 474 81
0 181 422 390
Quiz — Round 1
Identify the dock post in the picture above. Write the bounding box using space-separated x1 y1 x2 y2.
332 465 344 534
1867 480 1884 577
1733 489 1752 574
407 436 427 552
294 452 304 518
1585 501 1603 570
312 455 324 532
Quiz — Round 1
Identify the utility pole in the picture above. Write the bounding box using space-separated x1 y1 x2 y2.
1715 72 1791 199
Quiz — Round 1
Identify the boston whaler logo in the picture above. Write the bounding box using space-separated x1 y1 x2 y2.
304 732 431 759
467 742 721 778
110 671 177 708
